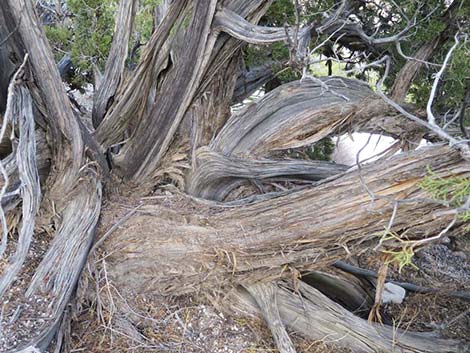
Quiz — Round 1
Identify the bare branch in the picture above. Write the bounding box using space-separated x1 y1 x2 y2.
245 282 297 353
214 8 308 44
188 147 348 201
427 33 465 127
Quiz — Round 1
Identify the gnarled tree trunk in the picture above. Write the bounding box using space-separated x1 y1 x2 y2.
0 1 468 352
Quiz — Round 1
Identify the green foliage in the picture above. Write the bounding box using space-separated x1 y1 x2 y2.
419 169 470 223
244 1 298 84
378 230 418 273
243 41 300 84
41 0 468 106
442 45 470 108
409 42 470 110
261 0 296 26
383 246 418 273
44 0 118 86
44 26 72 60
391 0 470 110
135 0 163 42
305 138 335 161
67 0 116 72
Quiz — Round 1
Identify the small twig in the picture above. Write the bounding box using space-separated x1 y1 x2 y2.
368 259 389 324
404 215 457 247
395 41 441 67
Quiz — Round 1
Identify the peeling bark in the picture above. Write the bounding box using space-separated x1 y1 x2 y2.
245 283 297 353
1 1 468 352
226 281 466 353
94 0 189 148
92 0 139 128
105 145 469 295
212 77 424 157
3 0 83 196
113 0 218 179
0 86 41 297
187 147 348 200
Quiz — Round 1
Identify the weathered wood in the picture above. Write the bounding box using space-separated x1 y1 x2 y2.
212 77 424 157
113 0 219 179
228 281 466 353
1 1 468 352
94 0 189 147
3 0 84 196
0 3 103 352
105 145 469 295
187 147 348 200
390 39 441 103
302 271 374 319
390 0 461 103
213 7 306 44
245 282 297 353
0 85 41 297
97 1 274 179
92 0 138 128
0 175 101 352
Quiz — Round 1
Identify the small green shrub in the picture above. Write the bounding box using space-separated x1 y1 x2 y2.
419 168 470 223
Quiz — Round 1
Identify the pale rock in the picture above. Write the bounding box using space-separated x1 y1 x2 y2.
381 282 406 304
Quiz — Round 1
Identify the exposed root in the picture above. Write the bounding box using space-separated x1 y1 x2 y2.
225 280 466 353
245 282 297 353
0 175 102 352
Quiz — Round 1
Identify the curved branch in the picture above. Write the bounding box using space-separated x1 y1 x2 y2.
3 0 86 196
234 281 464 353
187 147 348 201
112 0 219 179
94 0 189 148
213 8 306 44
1 174 102 352
283 282 464 353
215 3 422 56
245 282 297 353
212 77 424 157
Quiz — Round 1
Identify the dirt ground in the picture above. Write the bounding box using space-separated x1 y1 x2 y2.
69 294 354 353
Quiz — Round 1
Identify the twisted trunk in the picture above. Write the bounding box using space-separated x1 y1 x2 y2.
105 145 468 295
0 1 468 352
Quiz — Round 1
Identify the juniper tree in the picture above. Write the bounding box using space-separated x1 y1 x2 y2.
0 1 469 352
